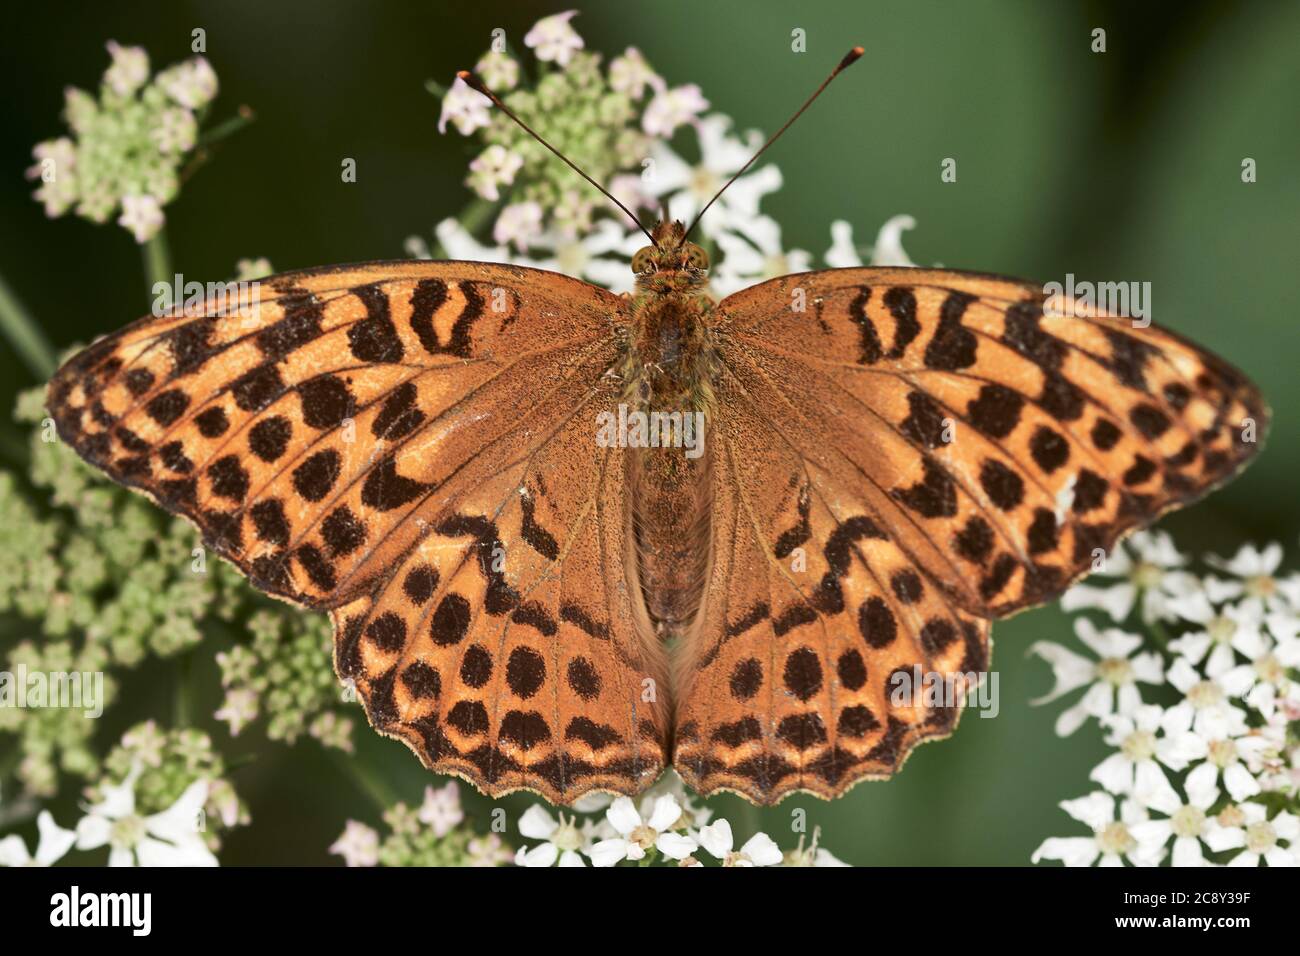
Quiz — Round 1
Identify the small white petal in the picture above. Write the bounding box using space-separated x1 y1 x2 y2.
587 838 630 868
0 835 32 867
1263 847 1297 867
739 832 783 867
646 794 682 833
136 834 217 867
1203 825 1244 852
1055 701 1093 737
1184 763 1221 807
697 819 734 858
517 805 559 841
33 811 76 866
1060 791 1114 830
144 780 209 844
605 797 642 836
1032 837 1100 867
1222 763 1261 801
517 842 559 867
656 831 698 860
1171 836 1207 867
74 814 112 851
1089 753 1135 795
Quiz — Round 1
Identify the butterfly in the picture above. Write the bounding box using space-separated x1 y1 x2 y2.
44 49 1267 806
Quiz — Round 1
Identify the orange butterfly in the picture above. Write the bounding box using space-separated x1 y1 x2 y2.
45 49 1267 805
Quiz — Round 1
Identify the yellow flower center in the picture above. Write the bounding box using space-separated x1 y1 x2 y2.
1096 656 1132 686
1131 561 1164 589
628 823 658 850
1187 680 1224 709
1171 805 1205 839
689 166 721 203
1217 805 1246 828
1245 821 1276 854
1206 615 1237 644
1121 729 1157 761
1245 575 1276 599
1207 738 1237 768
1255 654 1283 684
1097 821 1136 856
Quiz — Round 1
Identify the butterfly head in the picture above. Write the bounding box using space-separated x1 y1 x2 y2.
631 220 709 289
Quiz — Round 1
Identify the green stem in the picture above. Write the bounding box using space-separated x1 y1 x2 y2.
0 426 30 468
198 105 256 148
0 745 19 783
1147 617 1172 651
460 197 497 235
734 800 761 844
179 107 257 187
173 650 193 728
0 269 56 379
329 748 399 811
142 229 173 308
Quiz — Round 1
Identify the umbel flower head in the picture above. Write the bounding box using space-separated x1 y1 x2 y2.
422 10 919 299
1031 534 1300 867
25 40 219 242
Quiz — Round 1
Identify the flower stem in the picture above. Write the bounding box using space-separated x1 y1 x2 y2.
734 800 761 843
0 746 19 785
174 650 193 728
1147 618 1171 650
198 105 256 148
142 229 173 307
329 748 399 811
0 269 56 379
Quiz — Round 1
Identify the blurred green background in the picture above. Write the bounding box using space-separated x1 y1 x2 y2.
1 1 1296 865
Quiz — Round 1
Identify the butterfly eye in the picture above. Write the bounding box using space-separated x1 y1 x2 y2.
631 248 656 274
683 243 709 270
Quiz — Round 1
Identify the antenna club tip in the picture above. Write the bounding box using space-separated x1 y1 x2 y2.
456 70 489 95
839 46 865 70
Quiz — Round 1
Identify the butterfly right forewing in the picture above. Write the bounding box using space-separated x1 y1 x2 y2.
671 266 1265 804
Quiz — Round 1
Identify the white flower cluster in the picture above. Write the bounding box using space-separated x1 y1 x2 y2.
1030 533 1300 867
421 10 917 295
1 763 217 867
26 41 219 243
329 781 513 868
513 771 846 867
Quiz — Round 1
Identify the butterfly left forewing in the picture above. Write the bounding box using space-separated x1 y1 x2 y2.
47 260 671 803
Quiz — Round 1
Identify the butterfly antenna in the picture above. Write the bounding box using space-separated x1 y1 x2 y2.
683 46 865 243
456 70 659 248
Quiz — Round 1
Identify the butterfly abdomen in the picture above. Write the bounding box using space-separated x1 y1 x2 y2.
627 446 713 637
620 288 719 645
